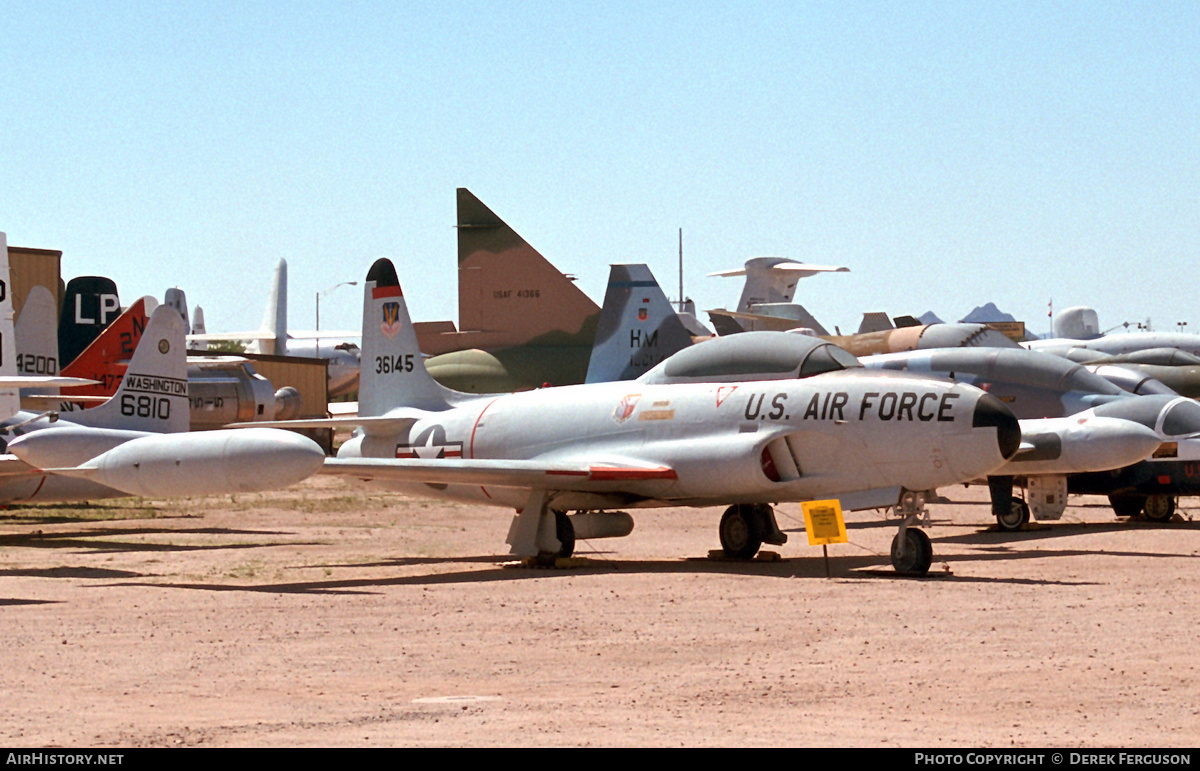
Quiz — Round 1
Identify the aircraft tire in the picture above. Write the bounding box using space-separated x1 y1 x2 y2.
1108 495 1147 518
996 497 1030 532
890 528 932 576
719 504 763 560
553 510 576 558
1142 495 1176 523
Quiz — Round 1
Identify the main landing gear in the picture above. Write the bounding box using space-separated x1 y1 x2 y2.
718 503 788 559
989 476 1030 532
890 490 933 576
1109 494 1176 522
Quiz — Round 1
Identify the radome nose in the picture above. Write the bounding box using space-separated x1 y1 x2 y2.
972 393 1021 460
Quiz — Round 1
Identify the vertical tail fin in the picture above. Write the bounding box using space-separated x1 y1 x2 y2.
67 304 190 433
251 258 287 355
191 305 208 350
455 189 599 346
585 264 694 383
57 275 121 368
358 258 452 416
0 232 17 417
163 287 191 334
59 297 155 401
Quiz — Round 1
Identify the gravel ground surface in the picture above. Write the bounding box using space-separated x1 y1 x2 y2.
2 478 1199 747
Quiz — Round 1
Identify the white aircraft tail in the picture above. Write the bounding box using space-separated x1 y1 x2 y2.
67 304 191 433
585 264 694 383
358 258 453 416
250 258 288 355
0 232 17 416
190 305 207 350
15 285 60 376
163 287 191 334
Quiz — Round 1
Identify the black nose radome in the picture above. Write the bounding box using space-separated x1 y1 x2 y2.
973 393 1021 460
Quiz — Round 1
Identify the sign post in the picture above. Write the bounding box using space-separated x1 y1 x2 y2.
802 499 847 577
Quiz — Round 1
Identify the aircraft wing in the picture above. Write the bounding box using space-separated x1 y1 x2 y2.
282 330 360 339
186 331 276 343
0 376 97 388
321 457 676 490
0 454 44 479
227 414 418 433
706 308 814 332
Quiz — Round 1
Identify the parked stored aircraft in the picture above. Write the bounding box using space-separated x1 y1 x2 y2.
707 257 848 335
420 189 710 392
0 304 325 503
587 262 1169 531
54 297 301 428
1027 306 1200 359
1 232 98 404
584 264 695 383
188 258 362 397
243 257 1021 575
859 348 1183 527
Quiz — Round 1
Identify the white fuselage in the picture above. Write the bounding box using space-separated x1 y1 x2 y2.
338 371 1014 512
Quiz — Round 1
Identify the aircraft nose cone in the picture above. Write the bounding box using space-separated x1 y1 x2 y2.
972 393 1021 460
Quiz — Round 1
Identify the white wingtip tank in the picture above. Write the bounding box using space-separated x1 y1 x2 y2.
358 258 453 416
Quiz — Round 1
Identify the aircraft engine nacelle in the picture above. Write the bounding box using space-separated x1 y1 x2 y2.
274 387 302 421
185 362 280 428
57 428 326 498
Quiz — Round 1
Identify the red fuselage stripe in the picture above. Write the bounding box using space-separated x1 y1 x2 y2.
469 397 501 498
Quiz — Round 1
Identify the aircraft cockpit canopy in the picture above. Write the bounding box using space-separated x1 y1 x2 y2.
1094 395 1200 438
638 332 862 384
1161 398 1200 438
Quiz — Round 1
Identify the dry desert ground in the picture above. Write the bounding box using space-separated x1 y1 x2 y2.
2 478 1199 747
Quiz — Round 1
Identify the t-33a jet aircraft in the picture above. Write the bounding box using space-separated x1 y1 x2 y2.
0 304 325 503
245 258 1022 575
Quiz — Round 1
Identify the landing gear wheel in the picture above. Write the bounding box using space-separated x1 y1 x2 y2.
719 504 763 559
1142 495 1176 523
890 528 933 576
1109 495 1147 518
996 497 1030 532
553 510 575 558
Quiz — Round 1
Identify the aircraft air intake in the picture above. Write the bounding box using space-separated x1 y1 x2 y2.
971 393 1021 460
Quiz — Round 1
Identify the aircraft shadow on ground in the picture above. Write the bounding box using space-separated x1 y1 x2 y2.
0 597 61 606
0 526 314 554
0 566 146 579
112 539 1112 595
938 518 1200 548
0 503 198 526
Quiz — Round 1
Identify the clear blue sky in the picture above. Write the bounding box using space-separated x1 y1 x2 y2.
4 1 1197 338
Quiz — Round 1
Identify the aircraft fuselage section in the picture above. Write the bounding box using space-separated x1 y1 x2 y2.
339 374 1014 510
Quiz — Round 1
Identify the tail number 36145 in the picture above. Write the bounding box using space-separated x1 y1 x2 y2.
375 354 414 374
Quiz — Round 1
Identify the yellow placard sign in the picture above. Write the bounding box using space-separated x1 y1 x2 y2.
802 499 847 546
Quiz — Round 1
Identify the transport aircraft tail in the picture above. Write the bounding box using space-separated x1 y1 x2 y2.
65 304 191 433
358 258 454 416
163 287 191 334
191 306 208 350
584 264 693 383
254 258 288 355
